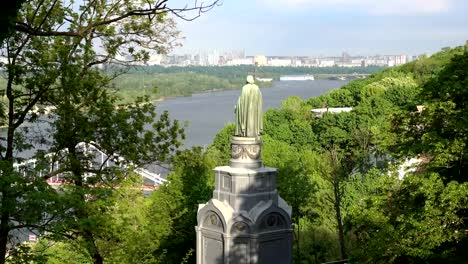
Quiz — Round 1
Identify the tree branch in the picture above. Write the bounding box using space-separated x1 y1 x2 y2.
15 22 82 37
14 0 221 37
13 86 50 129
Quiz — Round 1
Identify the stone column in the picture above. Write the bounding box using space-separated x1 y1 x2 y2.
196 136 293 264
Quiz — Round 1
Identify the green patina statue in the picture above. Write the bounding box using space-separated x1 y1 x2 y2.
235 75 263 137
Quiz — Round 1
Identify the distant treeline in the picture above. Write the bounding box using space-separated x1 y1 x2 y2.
0 65 386 103
110 65 385 103
127 64 384 78
112 72 244 103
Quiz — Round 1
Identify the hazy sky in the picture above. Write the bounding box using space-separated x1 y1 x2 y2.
171 0 468 56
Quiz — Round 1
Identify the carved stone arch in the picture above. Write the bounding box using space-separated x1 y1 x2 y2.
197 199 231 232
257 212 287 232
228 213 253 234
254 205 292 232
230 221 251 235
201 210 224 231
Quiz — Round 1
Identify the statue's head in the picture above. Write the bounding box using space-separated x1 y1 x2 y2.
246 75 255 84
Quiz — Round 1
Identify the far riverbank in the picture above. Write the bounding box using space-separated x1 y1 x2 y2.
111 65 382 103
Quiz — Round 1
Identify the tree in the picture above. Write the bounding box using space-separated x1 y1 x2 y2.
341 46 468 263
207 123 235 165
316 148 349 260
43 56 184 263
345 170 468 263
0 0 24 43
263 108 318 150
149 147 214 263
7 174 172 264
261 136 318 262
0 0 220 262
398 50 468 183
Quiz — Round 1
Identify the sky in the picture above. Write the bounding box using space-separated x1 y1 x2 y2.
170 0 468 56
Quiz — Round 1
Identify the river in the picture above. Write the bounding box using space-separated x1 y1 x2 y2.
156 80 348 148
5 80 347 159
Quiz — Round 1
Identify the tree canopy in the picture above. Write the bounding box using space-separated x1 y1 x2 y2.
208 43 468 263
0 0 219 263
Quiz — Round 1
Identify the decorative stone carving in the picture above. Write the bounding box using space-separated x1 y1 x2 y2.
231 144 243 159
231 144 261 160
258 213 286 231
203 212 223 231
210 214 218 225
232 221 249 234
230 136 262 169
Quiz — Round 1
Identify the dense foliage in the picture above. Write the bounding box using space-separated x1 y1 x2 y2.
9 43 467 263
209 43 468 263
0 0 215 263
139 64 384 78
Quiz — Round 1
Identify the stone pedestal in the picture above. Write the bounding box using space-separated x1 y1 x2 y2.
196 136 293 264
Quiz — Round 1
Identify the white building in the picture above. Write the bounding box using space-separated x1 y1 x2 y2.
364 58 387 67
254 55 268 66
207 50 220 66
319 59 335 67
147 54 164 65
268 59 292 67
311 107 353 118
293 60 302 67
336 62 362 67
395 54 407 66
226 58 254 65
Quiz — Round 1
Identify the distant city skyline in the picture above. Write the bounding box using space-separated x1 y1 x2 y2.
170 0 468 56
169 49 411 57
149 51 410 67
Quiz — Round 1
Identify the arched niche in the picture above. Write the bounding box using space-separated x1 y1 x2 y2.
230 221 251 235
202 211 224 232
257 212 288 232
228 213 253 235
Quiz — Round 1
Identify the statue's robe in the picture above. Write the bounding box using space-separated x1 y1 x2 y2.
235 83 263 137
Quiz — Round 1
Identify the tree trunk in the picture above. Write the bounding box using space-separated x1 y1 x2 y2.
68 144 104 264
0 210 10 264
295 216 301 263
82 229 104 264
86 231 104 264
0 74 15 264
333 180 347 260
0 176 13 264
93 253 104 264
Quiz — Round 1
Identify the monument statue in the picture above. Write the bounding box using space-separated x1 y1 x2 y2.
196 75 293 264
235 75 263 137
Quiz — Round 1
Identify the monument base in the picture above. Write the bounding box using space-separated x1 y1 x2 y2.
229 136 262 169
196 164 293 264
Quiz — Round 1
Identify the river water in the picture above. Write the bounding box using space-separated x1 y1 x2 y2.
156 80 348 148
5 80 347 159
